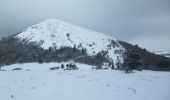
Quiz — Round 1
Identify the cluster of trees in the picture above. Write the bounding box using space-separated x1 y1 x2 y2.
104 46 169 72
2 37 169 72
0 37 144 72
0 37 88 65
49 62 78 70
0 39 123 70
123 50 143 73
0 37 111 69
119 41 170 71
37 46 87 63
75 51 114 69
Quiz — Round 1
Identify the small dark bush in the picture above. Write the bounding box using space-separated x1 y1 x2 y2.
38 58 43 64
26 69 31 71
66 33 70 37
61 64 64 69
12 68 22 71
0 69 6 71
49 66 60 70
66 63 78 70
96 66 102 69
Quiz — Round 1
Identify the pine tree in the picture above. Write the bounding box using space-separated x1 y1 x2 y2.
73 44 76 51
0 64 1 71
116 56 121 69
38 55 43 63
123 50 143 73
81 48 87 55
61 64 64 69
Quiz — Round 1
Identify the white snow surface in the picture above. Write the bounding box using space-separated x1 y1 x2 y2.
15 19 125 68
0 63 170 100
154 51 170 58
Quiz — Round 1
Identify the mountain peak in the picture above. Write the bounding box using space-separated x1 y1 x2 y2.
14 19 125 68
15 18 117 49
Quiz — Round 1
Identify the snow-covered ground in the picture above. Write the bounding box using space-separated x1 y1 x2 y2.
0 63 170 100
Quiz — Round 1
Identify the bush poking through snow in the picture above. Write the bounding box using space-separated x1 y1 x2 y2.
49 67 60 70
66 62 78 70
0 65 2 71
10 95 14 98
61 64 64 69
26 69 31 71
95 66 102 69
12 68 22 71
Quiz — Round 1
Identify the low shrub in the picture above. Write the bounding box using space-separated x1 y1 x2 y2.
12 68 22 71
49 66 60 70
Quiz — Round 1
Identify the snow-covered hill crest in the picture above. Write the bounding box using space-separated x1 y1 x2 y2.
154 51 170 58
15 19 125 68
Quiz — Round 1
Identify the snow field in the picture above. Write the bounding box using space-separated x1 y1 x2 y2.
0 63 170 100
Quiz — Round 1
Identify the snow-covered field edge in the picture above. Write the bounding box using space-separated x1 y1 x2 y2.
0 62 170 100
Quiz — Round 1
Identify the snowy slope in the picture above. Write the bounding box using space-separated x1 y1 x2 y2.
1 63 170 100
15 19 125 68
154 51 170 58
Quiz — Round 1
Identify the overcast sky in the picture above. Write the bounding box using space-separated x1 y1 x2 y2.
0 0 170 51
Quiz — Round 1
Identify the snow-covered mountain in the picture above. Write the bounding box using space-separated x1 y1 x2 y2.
14 19 125 68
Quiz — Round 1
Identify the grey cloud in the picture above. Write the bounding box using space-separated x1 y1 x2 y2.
0 0 170 51
130 35 170 52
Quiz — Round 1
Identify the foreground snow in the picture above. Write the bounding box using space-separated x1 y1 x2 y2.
0 63 170 100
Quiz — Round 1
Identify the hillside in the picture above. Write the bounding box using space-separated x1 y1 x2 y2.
154 51 170 58
119 41 170 71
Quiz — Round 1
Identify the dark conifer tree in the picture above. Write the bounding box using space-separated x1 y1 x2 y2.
123 50 143 73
